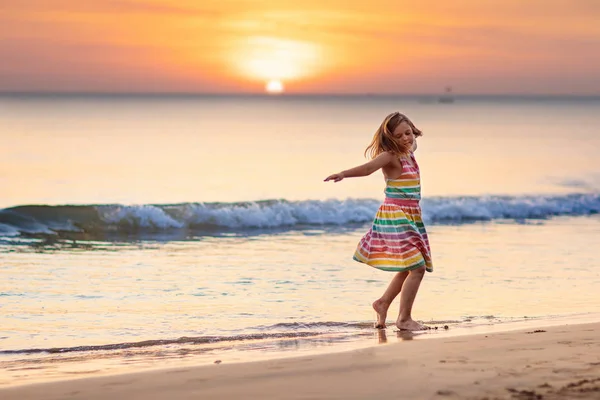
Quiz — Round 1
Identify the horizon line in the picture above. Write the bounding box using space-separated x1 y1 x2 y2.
1 91 599 99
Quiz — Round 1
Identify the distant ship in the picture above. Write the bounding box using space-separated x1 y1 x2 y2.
438 86 454 103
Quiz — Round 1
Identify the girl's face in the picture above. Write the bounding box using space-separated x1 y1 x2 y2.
392 121 415 148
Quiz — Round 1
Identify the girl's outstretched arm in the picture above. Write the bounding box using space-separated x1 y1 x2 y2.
324 152 395 183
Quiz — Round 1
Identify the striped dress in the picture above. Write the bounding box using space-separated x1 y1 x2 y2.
353 151 433 272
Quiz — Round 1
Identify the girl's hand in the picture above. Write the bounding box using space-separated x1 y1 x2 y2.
324 172 345 183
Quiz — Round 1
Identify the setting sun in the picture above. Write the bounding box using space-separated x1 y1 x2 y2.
265 79 284 94
231 36 324 87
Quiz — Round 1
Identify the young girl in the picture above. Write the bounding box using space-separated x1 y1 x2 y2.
324 112 433 331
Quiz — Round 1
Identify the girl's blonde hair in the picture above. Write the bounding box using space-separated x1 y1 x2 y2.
364 112 423 159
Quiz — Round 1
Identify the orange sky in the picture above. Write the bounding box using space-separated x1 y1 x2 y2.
1 0 599 94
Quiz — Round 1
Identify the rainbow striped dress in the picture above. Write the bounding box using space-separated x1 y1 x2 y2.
353 151 433 272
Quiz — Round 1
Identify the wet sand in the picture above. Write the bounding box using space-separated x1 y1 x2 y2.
2 322 599 399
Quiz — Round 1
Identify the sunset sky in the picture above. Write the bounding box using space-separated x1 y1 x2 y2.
2 0 599 94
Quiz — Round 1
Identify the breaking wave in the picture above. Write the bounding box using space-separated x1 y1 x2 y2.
0 193 598 238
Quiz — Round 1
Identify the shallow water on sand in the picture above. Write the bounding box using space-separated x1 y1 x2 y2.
2 215 599 386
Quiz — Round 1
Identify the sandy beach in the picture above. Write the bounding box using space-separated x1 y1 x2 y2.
2 322 599 400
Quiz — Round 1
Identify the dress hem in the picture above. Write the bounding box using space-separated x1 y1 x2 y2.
353 255 433 273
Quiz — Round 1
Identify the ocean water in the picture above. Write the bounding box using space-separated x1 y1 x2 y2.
1 94 600 386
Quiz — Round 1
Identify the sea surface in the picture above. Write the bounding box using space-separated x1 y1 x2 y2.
1 94 599 386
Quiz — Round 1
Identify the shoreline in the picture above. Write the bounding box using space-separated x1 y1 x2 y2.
2 320 599 399
2 312 599 388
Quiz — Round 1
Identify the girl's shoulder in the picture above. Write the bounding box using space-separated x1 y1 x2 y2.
378 151 402 164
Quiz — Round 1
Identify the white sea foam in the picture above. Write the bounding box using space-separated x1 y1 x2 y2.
95 194 599 230
98 205 185 229
182 199 381 228
424 194 599 222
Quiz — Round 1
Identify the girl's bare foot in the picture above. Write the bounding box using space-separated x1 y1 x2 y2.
396 318 428 331
372 299 390 329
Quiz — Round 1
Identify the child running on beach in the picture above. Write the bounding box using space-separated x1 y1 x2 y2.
324 112 433 331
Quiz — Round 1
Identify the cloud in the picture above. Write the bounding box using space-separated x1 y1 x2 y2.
548 176 600 192
1 0 224 16
103 0 224 17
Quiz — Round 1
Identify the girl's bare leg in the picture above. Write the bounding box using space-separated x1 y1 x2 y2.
396 266 427 331
372 271 408 328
